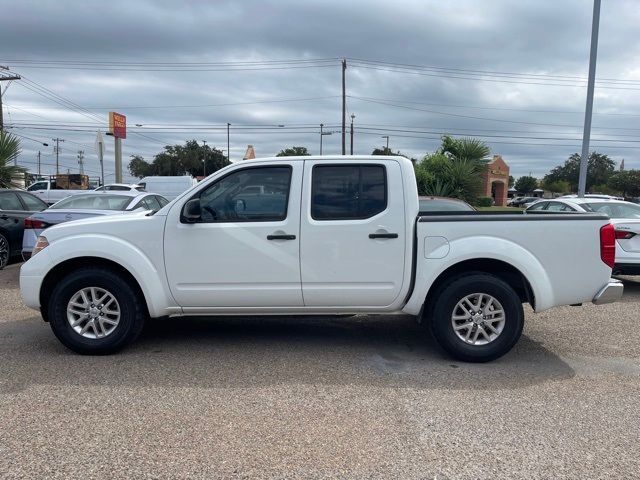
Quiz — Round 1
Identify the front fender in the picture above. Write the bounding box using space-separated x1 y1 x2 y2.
403 236 553 315
21 234 177 318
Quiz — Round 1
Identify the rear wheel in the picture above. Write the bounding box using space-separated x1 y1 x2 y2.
0 233 9 270
48 267 146 354
428 273 524 362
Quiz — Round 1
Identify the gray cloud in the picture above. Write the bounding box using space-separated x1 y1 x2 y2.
2 0 639 182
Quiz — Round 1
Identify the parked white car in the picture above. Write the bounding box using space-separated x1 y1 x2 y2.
138 176 197 200
20 156 622 361
525 197 640 275
94 183 145 193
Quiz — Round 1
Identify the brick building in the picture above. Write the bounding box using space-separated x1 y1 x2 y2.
480 155 510 206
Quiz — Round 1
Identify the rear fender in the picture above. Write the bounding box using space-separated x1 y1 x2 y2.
403 236 553 315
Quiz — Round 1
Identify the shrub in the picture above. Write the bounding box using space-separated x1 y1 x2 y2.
476 197 493 207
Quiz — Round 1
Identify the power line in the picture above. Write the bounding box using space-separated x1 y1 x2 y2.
348 62 640 91
347 58 640 86
349 96 640 131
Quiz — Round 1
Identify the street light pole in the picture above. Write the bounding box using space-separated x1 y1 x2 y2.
227 123 231 162
202 140 207 177
350 114 355 155
578 0 601 197
382 135 389 152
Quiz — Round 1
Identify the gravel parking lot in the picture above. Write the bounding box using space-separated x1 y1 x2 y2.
1 262 639 479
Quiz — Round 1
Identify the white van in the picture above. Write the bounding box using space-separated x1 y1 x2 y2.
138 176 197 201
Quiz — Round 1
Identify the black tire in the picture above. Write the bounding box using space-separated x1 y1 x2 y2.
428 272 524 363
48 267 146 354
0 232 9 270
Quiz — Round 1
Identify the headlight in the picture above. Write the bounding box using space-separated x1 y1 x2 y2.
32 236 49 257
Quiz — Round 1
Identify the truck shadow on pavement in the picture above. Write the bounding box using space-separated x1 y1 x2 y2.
1 314 575 394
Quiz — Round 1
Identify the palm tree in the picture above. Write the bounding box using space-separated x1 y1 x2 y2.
417 136 491 202
440 135 490 166
0 131 26 188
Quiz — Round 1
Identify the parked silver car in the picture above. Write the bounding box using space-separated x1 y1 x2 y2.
22 192 168 260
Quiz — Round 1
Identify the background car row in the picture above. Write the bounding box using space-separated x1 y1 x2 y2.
0 188 169 268
525 196 640 275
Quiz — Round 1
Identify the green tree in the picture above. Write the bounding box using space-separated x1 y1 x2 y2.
542 179 571 194
128 155 154 178
439 135 490 165
0 131 26 188
276 146 310 157
607 170 640 197
543 152 615 191
508 175 515 188
129 140 230 178
372 147 393 155
515 176 538 194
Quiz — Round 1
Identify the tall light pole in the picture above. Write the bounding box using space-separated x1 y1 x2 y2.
578 0 601 197
227 123 231 162
320 123 332 155
202 140 207 177
381 135 389 152
350 114 355 155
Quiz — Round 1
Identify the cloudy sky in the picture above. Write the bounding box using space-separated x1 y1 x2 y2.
2 0 640 183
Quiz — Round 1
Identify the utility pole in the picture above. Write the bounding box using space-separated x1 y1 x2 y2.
350 114 355 155
77 150 85 175
52 138 65 175
382 135 390 152
578 0 601 197
320 123 324 155
341 58 347 155
202 140 207 177
227 123 231 162
37 151 41 176
0 66 21 132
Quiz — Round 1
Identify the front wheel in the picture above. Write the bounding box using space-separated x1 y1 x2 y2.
48 267 146 354
428 273 524 362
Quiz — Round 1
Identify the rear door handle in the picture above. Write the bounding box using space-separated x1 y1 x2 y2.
267 234 296 240
369 233 398 239
0 215 8 220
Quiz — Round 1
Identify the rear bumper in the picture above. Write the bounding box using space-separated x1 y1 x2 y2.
592 279 624 305
613 263 640 276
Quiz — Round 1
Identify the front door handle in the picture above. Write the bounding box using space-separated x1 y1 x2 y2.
0 215 9 221
369 233 398 239
267 234 296 240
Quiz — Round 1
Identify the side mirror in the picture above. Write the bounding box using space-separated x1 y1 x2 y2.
182 198 201 222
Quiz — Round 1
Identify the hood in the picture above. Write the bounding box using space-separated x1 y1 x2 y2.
41 209 160 242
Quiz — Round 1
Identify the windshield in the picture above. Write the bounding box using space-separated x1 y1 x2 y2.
419 198 474 212
585 202 640 219
51 194 133 210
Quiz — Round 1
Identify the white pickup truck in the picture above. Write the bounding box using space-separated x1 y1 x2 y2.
26 180 88 205
20 156 623 362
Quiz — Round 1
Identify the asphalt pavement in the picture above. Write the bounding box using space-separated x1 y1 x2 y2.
1 262 639 479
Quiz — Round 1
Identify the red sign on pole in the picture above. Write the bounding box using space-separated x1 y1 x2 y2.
109 111 126 139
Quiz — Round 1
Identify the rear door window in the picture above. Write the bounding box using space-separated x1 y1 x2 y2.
311 165 387 220
18 193 47 211
0 192 24 210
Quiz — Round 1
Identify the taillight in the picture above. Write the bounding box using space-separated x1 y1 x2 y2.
24 218 49 229
600 223 616 269
615 230 636 240
31 236 49 257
